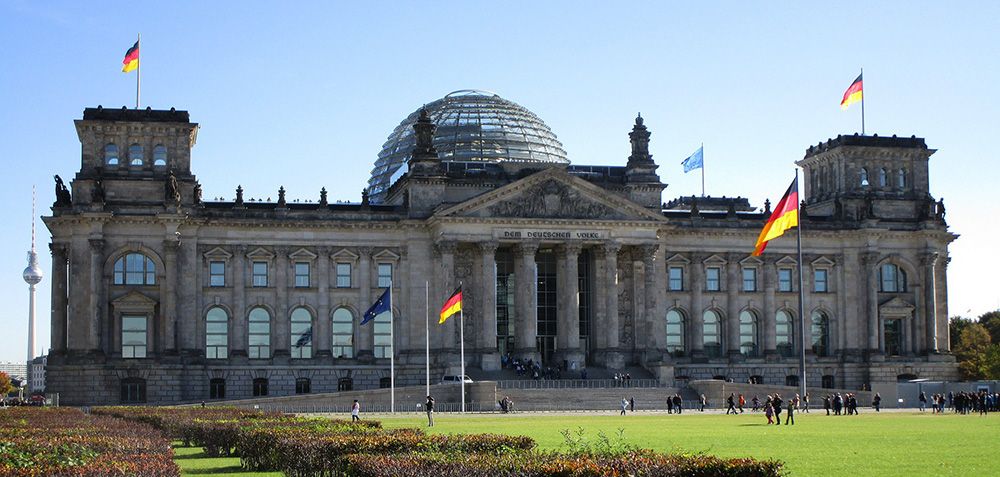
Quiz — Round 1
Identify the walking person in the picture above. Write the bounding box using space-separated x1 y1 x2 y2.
351 399 361 422
803 393 810 413
726 393 737 415
667 395 674 414
772 394 783 425
765 398 774 424
785 396 795 425
629 396 635 412
919 391 927 412
873 393 882 412
621 397 628 416
700 394 707 412
673 394 683 414
738 394 746 413
425 395 435 427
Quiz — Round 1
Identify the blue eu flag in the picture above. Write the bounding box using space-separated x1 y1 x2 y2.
361 288 391 325
681 146 704 173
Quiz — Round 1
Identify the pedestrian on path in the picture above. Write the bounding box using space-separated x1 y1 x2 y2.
351 399 361 422
425 395 435 427
621 397 628 415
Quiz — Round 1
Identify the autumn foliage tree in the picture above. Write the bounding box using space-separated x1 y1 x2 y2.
0 371 13 397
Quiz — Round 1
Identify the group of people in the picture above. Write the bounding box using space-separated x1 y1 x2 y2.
498 395 515 413
614 373 633 387
921 390 998 415
665 394 683 413
821 393 862 415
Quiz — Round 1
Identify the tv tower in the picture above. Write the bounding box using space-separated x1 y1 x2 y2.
22 186 44 362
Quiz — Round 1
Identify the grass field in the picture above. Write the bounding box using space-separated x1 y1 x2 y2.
174 410 1000 476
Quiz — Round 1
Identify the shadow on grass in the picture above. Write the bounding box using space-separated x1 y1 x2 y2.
183 466 250 475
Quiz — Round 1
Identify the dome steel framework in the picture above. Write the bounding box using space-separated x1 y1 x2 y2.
368 90 568 203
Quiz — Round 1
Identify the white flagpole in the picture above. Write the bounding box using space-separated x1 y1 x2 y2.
701 142 705 197
135 33 141 109
425 281 430 399
389 281 395 413
460 301 466 414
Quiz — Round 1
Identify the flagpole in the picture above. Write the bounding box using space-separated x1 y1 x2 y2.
795 169 807 399
135 33 141 109
860 68 865 135
425 281 430 399
700 142 705 197
459 281 466 414
389 279 395 413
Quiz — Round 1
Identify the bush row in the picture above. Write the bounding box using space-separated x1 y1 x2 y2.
0 408 179 477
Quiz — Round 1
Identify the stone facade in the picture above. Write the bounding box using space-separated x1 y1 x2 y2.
44 107 958 405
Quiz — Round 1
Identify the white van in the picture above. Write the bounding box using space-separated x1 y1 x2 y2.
441 375 474 384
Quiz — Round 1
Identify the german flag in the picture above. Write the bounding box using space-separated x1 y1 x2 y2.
752 177 799 256
840 73 863 110
122 40 139 73
439 286 462 324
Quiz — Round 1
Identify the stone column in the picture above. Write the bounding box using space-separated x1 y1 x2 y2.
924 252 939 353
178 236 198 353
938 257 950 352
514 242 539 361
725 253 742 358
357 247 374 358
862 252 880 354
232 246 247 357
689 253 704 356
640 244 660 352
50 244 68 353
762 257 777 357
556 243 583 365
602 241 622 367
88 239 105 353
162 239 179 353
274 247 290 357
66 240 89 351
477 241 500 369
315 247 332 357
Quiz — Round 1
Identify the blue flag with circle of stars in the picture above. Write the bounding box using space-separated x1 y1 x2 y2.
361 287 391 325
682 146 704 173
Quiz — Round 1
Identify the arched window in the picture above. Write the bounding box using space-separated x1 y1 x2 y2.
739 310 758 357
129 144 143 166
897 169 906 189
248 308 271 359
811 311 830 357
374 310 392 358
291 308 313 359
703 310 722 358
332 308 354 358
879 263 907 292
205 307 228 359
859 167 869 187
776 310 794 357
153 145 167 168
878 168 888 187
105 143 119 166
665 309 685 356
113 253 156 285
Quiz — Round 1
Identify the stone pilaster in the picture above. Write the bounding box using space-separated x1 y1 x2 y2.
315 247 332 357
357 247 374 359
862 252 880 355
923 251 939 353
514 242 539 362
88 239 105 354
274 246 290 358
640 244 660 353
478 241 500 370
232 246 247 358
689 253 704 357
725 253 741 358
162 239 179 353
600 241 623 368
762 257 777 357
50 244 68 353
178 235 198 354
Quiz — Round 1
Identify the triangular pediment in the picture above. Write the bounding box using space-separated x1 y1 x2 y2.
666 253 690 264
812 256 836 267
879 296 915 315
111 290 158 308
288 248 318 261
203 247 233 261
246 247 274 260
435 168 666 222
703 254 727 265
776 256 798 266
372 249 401 262
331 248 359 262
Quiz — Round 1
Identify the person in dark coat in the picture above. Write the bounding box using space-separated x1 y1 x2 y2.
726 393 737 415
772 394 783 424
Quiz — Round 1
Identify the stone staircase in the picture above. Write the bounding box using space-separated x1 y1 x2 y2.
496 386 686 412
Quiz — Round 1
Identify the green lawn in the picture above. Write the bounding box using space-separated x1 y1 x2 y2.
173 444 281 477
173 411 1000 476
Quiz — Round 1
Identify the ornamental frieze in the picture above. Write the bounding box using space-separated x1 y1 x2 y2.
487 179 624 220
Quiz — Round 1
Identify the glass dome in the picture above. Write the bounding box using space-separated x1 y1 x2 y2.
368 90 568 203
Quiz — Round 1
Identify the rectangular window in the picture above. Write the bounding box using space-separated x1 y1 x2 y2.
294 262 310 287
742 268 757 292
377 263 393 288
209 261 225 287
706 267 721 291
209 379 225 400
668 267 684 291
252 261 268 287
814 269 829 293
778 268 793 292
336 263 352 288
121 315 147 358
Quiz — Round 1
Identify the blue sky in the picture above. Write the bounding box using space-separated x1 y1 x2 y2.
1 1 997 363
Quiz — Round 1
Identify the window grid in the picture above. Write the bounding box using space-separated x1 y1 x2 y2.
129 144 143 166
153 145 167 168
778 268 793 292
742 268 757 292
331 308 355 358
121 315 147 358
702 310 722 358
105 143 119 166
248 308 271 359
706 267 721 291
776 311 794 358
814 269 828 293
377 263 393 288
665 310 684 355
374 312 392 358
668 267 684 291
114 253 156 285
291 308 312 359
336 263 352 288
205 308 228 359
739 311 758 357
252 261 268 287
811 311 830 357
295 378 311 394
294 262 310 288
209 261 225 287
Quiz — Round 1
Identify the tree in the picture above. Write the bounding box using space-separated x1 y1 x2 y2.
984 345 1000 380
950 317 975 351
955 323 992 380
978 310 1000 345
0 372 13 397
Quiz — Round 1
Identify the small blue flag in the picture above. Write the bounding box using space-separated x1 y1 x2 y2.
361 288 391 325
681 146 704 173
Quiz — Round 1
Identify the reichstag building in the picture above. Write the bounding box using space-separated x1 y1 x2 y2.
44 90 958 405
